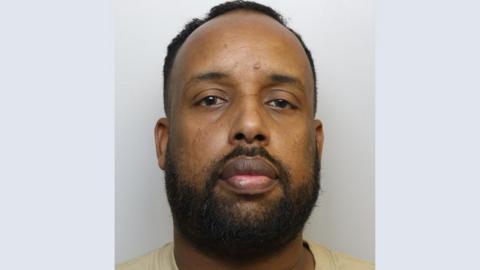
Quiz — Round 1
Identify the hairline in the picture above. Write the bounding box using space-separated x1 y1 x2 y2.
164 7 317 117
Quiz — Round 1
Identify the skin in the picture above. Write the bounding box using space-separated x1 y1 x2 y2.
155 10 324 270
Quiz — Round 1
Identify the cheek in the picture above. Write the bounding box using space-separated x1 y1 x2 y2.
191 126 226 161
272 125 315 185
172 121 228 183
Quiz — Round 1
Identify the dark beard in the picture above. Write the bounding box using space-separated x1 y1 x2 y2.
164 145 320 259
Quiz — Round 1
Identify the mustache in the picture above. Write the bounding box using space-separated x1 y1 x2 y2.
224 146 277 164
206 146 291 191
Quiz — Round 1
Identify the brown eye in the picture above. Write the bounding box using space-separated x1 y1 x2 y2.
267 99 296 109
198 95 227 107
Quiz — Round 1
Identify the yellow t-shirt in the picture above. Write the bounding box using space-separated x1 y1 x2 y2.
116 240 374 270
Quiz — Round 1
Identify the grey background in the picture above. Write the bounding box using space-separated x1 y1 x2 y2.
115 0 374 263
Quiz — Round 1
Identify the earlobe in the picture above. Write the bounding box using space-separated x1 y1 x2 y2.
314 119 324 160
154 118 169 170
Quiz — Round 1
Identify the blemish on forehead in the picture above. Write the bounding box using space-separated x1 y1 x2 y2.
253 62 261 70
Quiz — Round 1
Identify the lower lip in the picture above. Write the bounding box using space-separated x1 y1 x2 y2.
219 175 277 195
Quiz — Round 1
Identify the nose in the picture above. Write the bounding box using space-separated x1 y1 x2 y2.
228 98 270 146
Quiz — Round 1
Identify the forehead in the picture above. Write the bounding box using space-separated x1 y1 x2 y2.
169 11 314 99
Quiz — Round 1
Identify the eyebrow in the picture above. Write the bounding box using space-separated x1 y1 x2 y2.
189 72 229 83
184 71 305 92
269 74 305 92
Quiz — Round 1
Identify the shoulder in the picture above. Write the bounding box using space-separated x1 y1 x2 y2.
116 243 177 270
304 240 375 270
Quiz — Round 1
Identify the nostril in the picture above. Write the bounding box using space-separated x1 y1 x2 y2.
234 133 245 140
255 134 266 141
233 133 266 142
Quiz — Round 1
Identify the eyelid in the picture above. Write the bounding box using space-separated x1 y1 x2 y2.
266 98 298 109
265 89 300 109
194 95 228 107
192 88 228 102
267 89 301 105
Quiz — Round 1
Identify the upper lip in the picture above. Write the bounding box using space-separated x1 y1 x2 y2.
220 156 278 180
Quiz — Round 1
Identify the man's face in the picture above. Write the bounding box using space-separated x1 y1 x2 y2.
156 11 324 257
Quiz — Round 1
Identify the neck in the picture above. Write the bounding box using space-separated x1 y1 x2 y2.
172 227 315 270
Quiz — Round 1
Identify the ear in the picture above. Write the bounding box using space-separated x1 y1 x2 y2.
154 118 169 170
313 119 324 160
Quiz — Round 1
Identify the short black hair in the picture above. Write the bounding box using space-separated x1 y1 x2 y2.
163 0 317 116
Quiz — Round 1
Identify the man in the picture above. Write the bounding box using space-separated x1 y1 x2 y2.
118 1 373 269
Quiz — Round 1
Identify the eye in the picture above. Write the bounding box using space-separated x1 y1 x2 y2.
266 99 296 109
197 95 227 107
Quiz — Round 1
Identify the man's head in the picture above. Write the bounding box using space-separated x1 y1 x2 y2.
162 0 317 117
155 0 324 258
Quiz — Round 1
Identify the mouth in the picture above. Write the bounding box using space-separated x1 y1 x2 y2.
218 156 279 195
